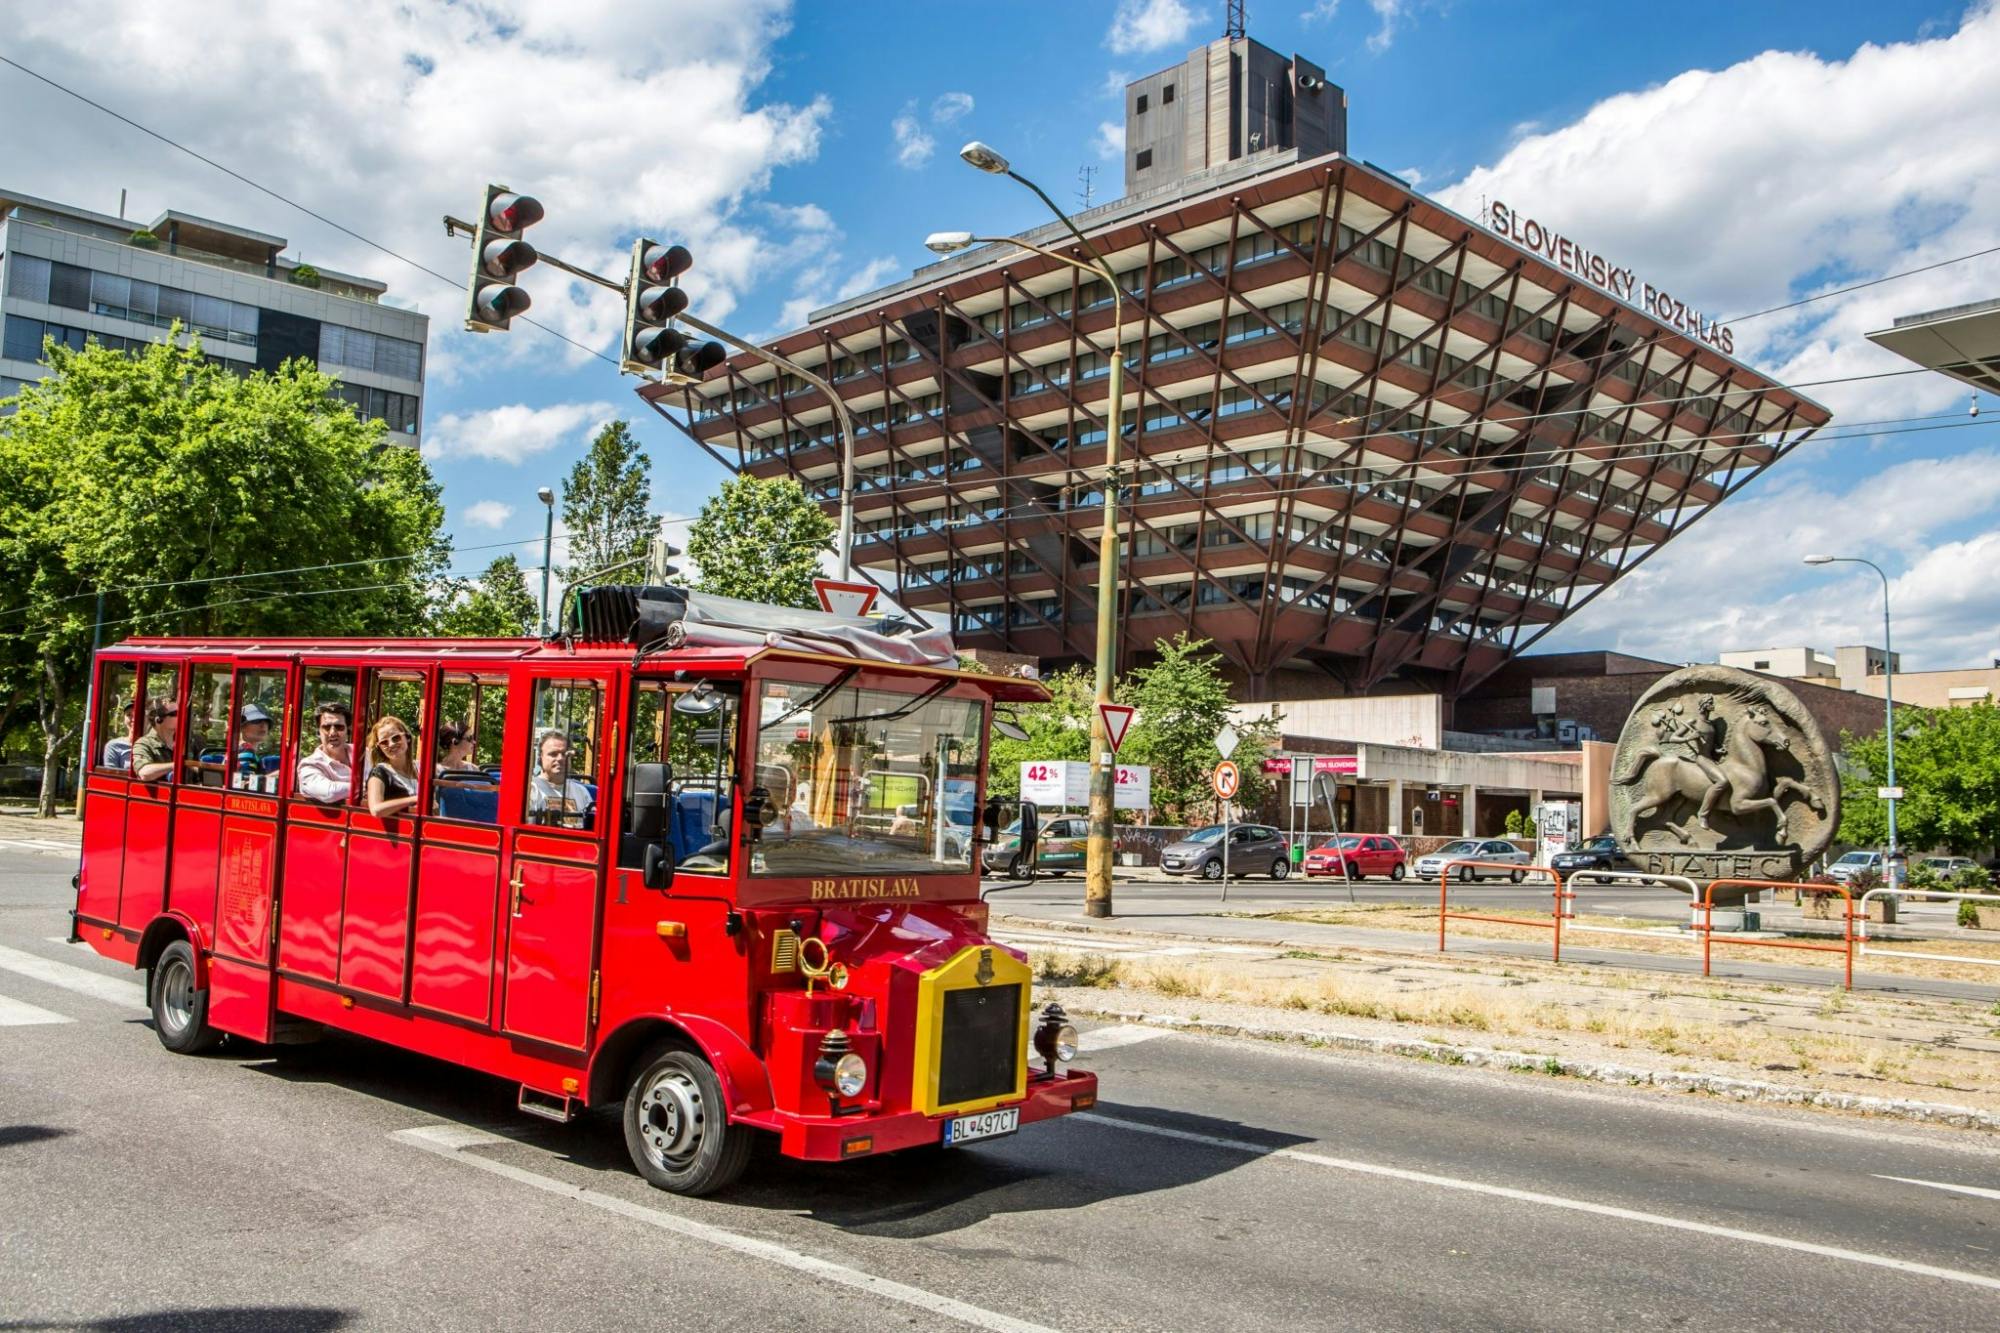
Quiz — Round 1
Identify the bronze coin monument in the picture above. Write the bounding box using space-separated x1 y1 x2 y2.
1610 665 1840 903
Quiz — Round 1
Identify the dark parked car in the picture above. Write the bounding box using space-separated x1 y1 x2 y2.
1550 834 1641 878
1160 823 1290 880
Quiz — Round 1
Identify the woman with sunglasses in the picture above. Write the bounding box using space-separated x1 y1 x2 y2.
365 715 422 818
434 719 481 777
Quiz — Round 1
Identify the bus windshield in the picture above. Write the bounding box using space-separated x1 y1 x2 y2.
749 670 984 878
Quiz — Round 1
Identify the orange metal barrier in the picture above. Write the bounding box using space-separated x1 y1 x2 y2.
1437 861 1568 962
1701 878 1854 989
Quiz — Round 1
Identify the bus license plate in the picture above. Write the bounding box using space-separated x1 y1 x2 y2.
943 1108 1019 1147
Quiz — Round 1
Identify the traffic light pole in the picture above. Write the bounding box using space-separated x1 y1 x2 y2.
444 215 860 581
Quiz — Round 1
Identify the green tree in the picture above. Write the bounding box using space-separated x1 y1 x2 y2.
433 554 537 638
0 332 447 815
1120 634 1279 823
686 474 835 608
561 420 655 579
984 665 1097 802
1836 702 2000 855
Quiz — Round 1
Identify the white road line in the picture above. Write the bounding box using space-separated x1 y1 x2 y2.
995 931 1264 958
0 992 72 1026
1875 1174 2000 1202
0 943 148 1010
392 1126 1061 1333
0 838 76 855
1077 1025 1175 1053
1080 1113 2000 1293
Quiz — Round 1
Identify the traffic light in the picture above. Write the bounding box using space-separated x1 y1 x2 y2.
647 535 681 584
465 184 544 333
619 237 726 381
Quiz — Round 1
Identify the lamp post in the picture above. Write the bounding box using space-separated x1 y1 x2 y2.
1803 554 1897 874
940 138 1129 919
537 486 555 637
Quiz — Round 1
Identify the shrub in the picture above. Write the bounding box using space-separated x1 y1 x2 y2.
1950 864 1995 894
128 229 159 248
289 263 322 288
1504 809 1525 837
1961 900 1984 928
1903 859 1940 892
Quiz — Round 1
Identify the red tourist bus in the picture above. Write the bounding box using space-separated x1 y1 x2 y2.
73 586 1095 1194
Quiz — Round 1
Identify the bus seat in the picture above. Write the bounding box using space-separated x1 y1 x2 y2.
674 792 714 861
261 755 281 773
437 784 500 824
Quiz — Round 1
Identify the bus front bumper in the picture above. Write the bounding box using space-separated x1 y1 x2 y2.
775 1069 1098 1161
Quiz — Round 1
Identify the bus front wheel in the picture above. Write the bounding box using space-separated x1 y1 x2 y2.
150 940 221 1054
623 1042 752 1197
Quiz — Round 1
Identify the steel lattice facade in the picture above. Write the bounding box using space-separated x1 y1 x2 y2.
640 153 1830 699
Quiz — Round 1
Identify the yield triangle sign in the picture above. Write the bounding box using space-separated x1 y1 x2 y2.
1099 703 1136 755
812 578 879 617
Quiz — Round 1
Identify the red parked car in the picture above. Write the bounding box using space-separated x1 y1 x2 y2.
1302 834 1408 881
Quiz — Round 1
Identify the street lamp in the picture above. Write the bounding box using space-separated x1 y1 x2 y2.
945 140 1131 920
1803 553 1898 874
537 485 555 637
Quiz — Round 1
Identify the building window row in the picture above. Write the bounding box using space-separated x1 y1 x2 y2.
317 323 422 381
329 381 421 436
8 255 258 346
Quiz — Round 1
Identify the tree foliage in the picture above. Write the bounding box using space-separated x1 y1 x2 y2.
560 419 655 579
1836 702 2000 855
432 554 538 638
0 333 446 813
686 474 835 608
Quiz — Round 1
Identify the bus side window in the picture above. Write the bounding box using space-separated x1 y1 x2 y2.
131 665 182 783
362 670 428 818
620 681 737 873
525 681 602 832
93 663 139 771
181 665 233 789
229 669 288 793
433 672 507 823
295 669 357 805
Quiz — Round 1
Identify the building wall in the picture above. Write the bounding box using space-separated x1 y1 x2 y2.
1232 693 1441 748
1124 37 1344 195
0 211 426 443
1719 646 1833 678
1850 667 2000 709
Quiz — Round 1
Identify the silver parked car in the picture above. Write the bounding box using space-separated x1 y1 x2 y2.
1159 823 1292 880
1411 838 1533 883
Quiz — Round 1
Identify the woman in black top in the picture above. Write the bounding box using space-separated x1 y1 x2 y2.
365 715 421 817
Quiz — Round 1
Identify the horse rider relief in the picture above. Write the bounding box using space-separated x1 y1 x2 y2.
1609 667 1839 878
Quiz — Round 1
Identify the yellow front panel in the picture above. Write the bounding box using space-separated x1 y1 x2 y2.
910 945 1033 1117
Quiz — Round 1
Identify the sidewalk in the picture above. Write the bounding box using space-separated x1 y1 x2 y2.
0 807 81 847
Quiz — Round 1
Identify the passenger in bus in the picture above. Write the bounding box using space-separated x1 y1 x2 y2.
232 704 275 790
101 699 138 770
131 698 180 782
434 720 482 777
528 728 593 827
296 701 354 803
364 716 423 817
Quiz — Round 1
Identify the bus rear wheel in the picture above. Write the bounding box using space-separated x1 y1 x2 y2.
150 940 220 1054
623 1042 751 1197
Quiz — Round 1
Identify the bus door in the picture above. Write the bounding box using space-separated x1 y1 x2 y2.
501 673 616 1051
340 668 432 1002
208 662 292 1041
166 660 236 941
411 670 510 1024
279 666 361 985
77 658 140 930
118 662 184 935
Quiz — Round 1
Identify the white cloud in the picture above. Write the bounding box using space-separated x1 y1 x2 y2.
1096 121 1127 160
1301 1 1340 24
1101 68 1133 97
1543 450 2000 670
0 1 831 376
775 253 904 334
892 104 935 169
1366 0 1406 53
423 401 614 465
1106 0 1198 55
461 499 515 529
1438 4 2000 423
931 91 974 123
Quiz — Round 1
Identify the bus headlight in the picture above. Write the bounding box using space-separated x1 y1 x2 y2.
813 1029 869 1098
1034 1002 1079 1073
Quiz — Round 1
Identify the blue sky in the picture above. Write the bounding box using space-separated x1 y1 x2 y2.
5 0 1997 668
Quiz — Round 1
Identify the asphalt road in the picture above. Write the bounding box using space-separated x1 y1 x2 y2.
4 846 1999 1331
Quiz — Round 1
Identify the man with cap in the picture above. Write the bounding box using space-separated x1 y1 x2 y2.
233 704 277 791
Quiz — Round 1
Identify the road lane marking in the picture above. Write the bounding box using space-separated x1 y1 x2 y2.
392 1125 1062 1333
1079 1113 2000 1293
1078 1025 1175 1052
0 992 72 1026
1875 1174 2000 1202
0 944 148 1010
0 837 76 855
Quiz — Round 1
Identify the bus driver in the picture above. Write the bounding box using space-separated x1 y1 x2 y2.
528 729 593 827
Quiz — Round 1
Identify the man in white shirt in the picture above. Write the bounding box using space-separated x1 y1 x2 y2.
296 701 354 804
528 729 593 827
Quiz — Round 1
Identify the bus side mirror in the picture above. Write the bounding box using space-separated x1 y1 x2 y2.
979 795 1003 843
742 786 773 843
1019 800 1040 851
643 841 675 891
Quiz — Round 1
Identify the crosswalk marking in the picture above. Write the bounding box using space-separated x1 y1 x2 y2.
1079 1024 1174 1052
995 928 1266 960
0 943 148 1009
0 837 78 856
0 992 72 1027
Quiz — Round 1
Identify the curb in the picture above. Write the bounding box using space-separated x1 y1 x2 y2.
1055 1001 2000 1132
